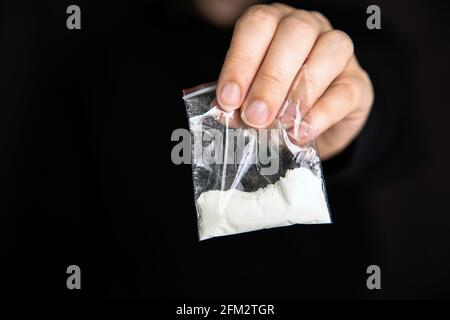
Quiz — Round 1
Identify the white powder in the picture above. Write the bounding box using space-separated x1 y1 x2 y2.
196 167 331 240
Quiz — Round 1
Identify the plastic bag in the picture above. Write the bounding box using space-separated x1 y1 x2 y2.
183 82 331 241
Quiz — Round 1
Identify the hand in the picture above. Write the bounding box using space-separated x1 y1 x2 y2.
216 3 374 160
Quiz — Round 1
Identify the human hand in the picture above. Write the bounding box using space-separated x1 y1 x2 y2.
216 3 374 159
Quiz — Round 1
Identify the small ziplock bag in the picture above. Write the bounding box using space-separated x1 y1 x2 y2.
183 82 331 241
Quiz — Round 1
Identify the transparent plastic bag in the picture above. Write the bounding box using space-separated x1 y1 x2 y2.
183 82 331 241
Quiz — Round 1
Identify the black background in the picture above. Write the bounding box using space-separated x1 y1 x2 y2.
1 0 449 299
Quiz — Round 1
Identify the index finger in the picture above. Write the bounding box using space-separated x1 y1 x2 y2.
216 5 287 111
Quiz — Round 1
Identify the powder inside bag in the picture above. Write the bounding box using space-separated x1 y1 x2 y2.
196 167 330 240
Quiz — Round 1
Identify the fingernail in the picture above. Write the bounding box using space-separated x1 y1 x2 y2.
242 99 270 127
278 97 301 127
288 124 308 141
219 82 240 109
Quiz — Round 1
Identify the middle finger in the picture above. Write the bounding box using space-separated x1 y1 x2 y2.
241 10 323 128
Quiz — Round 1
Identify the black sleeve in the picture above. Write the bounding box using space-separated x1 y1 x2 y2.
309 2 430 187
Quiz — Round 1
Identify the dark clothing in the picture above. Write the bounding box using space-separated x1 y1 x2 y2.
1 1 422 298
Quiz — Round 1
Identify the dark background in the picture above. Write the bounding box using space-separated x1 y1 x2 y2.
0 0 449 299
365 0 450 298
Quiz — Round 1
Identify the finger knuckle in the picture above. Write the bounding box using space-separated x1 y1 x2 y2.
310 10 326 22
270 2 286 9
289 9 315 22
359 68 372 89
335 80 359 106
226 51 254 67
240 5 281 26
310 10 332 28
358 69 374 109
280 11 319 39
259 68 287 90
326 30 354 54
343 71 374 110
